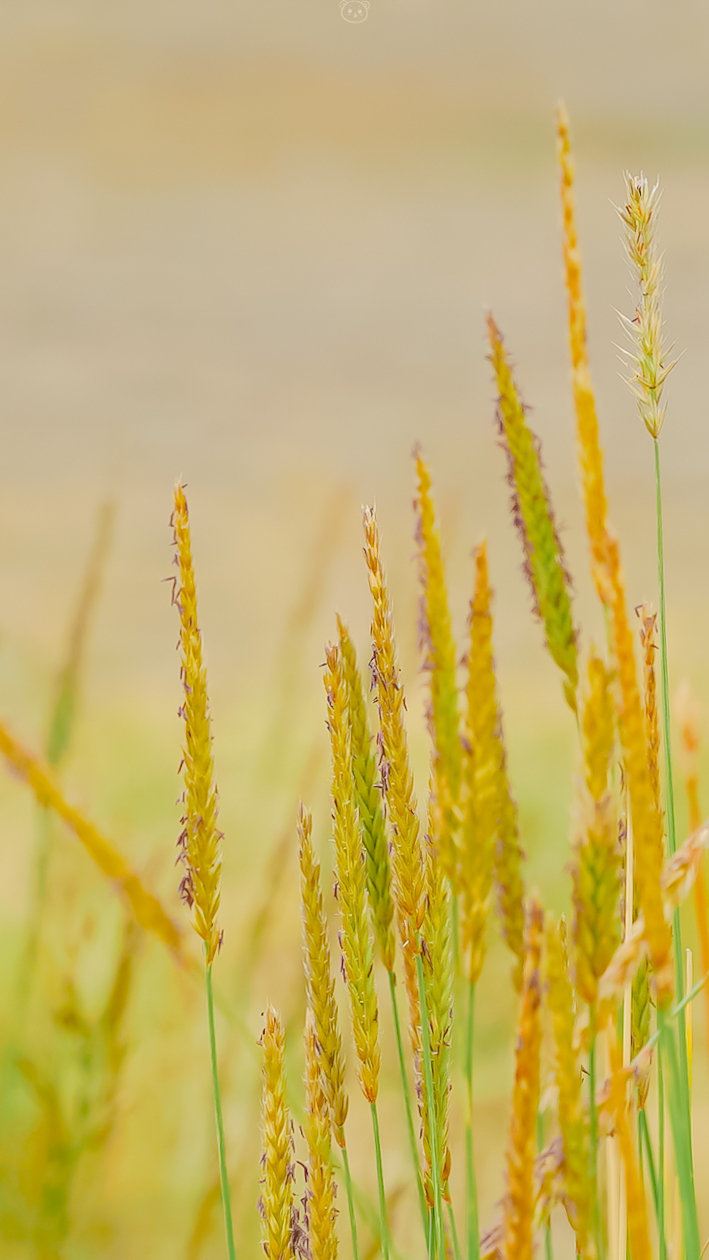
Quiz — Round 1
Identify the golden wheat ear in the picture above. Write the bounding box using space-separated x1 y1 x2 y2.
304 1013 339 1260
171 483 222 964
487 314 579 715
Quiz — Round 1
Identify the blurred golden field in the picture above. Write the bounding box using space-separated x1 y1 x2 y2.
3 2 709 1257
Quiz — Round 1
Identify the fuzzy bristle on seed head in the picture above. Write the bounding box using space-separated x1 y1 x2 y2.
297 803 349 1143
171 484 223 965
487 314 579 714
260 1007 296 1260
324 642 380 1105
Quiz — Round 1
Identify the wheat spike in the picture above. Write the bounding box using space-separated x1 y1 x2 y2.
413 447 462 882
487 313 579 713
545 918 595 1259
297 803 349 1144
605 535 672 1004
304 1014 338 1260
571 653 621 1005
171 484 223 965
0 720 185 961
337 617 396 973
556 103 610 604
260 1008 295 1260
501 898 544 1260
324 642 380 1105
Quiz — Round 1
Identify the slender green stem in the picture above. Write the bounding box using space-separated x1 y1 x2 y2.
447 1200 462 1260
387 970 428 1233
658 1010 700 1260
371 1102 391 1260
205 961 236 1260
465 983 480 1260
658 1037 666 1256
587 1005 602 1260
639 1107 667 1260
416 950 444 1260
341 1142 361 1260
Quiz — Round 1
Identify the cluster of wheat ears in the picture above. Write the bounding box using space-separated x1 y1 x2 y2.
2 106 708 1260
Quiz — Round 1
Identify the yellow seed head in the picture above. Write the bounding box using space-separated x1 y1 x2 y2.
337 617 396 973
556 102 610 604
571 652 621 1005
324 642 380 1105
363 505 426 945
487 314 578 713
420 791 454 1204
460 541 510 984
606 535 672 1005
0 720 186 963
304 1015 338 1260
297 803 349 1143
171 484 222 965
413 447 462 880
260 1007 295 1260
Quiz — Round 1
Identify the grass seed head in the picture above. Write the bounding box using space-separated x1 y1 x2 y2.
171 484 223 965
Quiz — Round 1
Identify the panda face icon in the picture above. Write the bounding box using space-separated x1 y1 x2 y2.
340 0 369 21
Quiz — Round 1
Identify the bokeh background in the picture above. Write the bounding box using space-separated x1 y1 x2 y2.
2 1 709 1255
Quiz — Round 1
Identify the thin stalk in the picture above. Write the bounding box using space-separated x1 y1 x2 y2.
658 1010 700 1260
205 961 236 1260
371 1102 391 1260
341 1142 361 1260
639 1107 667 1260
417 950 445 1260
387 970 428 1233
465 983 480 1260
588 1005 603 1260
447 1200 462 1260
658 1039 665 1257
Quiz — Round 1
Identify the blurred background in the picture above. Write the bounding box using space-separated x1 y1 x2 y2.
2 1 709 1255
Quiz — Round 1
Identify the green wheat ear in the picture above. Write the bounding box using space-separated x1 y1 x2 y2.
487 313 579 714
